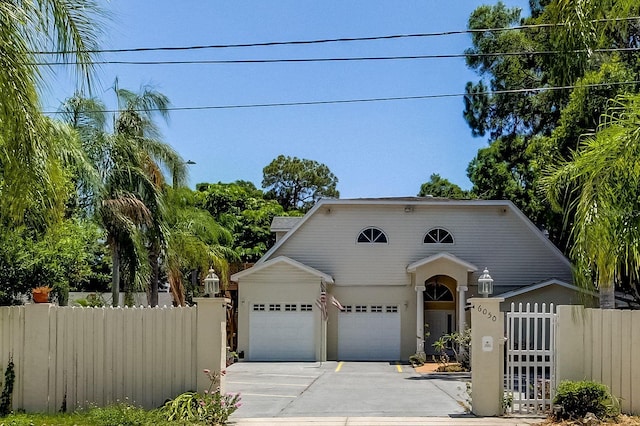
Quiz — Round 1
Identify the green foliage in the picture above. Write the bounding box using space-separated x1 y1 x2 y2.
164 187 236 305
74 293 106 307
262 155 339 211
542 94 640 307
196 181 290 262
0 219 106 306
0 404 170 425
84 402 166 426
431 329 471 371
408 353 426 367
60 85 189 307
0 0 103 229
161 369 241 425
0 356 15 416
418 174 470 199
553 380 619 420
27 219 106 304
463 0 640 264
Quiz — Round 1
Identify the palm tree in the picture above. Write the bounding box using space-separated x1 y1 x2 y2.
542 94 640 308
59 85 186 307
164 187 237 306
0 0 103 228
111 84 188 306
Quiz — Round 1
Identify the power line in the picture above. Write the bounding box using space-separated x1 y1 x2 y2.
43 80 640 114
29 47 640 66
30 16 640 55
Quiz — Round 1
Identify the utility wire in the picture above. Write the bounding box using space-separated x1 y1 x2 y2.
29 47 640 66
43 80 640 114
30 16 640 55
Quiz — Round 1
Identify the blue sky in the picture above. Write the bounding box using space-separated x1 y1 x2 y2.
43 0 531 198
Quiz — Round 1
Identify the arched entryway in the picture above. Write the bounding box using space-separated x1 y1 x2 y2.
423 275 457 355
407 252 476 356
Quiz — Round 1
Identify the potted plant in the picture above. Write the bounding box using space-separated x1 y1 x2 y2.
32 286 52 303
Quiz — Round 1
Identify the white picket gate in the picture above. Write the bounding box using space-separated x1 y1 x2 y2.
505 302 556 414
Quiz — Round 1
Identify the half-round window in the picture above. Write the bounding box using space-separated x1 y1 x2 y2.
424 282 454 301
357 227 388 244
424 228 454 244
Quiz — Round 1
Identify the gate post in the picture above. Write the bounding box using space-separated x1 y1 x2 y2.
469 297 504 416
195 297 229 394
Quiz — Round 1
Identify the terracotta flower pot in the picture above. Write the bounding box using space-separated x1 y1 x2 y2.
33 292 49 303
32 287 52 303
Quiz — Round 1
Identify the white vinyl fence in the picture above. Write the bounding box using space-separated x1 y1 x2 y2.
0 298 227 413
505 302 556 415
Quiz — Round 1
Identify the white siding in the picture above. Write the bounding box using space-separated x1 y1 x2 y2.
267 203 571 289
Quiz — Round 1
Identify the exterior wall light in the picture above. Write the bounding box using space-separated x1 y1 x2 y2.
478 267 493 298
204 268 220 296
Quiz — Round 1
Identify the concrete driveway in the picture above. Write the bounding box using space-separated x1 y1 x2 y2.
225 361 470 419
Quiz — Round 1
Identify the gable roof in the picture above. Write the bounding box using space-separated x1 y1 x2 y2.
406 252 478 273
231 255 334 284
257 197 571 269
497 279 597 299
271 216 303 232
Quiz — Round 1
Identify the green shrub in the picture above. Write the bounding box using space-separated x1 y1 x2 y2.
161 369 241 425
553 380 619 420
409 353 426 367
0 356 15 416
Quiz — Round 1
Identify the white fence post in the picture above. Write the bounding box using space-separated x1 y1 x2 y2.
470 297 505 416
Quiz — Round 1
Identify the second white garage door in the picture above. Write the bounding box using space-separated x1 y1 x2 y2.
249 303 315 361
337 305 400 361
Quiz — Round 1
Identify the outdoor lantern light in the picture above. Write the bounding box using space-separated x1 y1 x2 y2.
478 267 493 297
204 268 220 296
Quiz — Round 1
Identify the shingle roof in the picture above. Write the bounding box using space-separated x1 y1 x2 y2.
270 216 303 231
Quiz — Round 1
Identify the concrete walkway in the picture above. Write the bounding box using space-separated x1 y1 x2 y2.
229 416 545 425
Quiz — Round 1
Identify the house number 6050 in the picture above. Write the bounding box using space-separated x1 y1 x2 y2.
476 304 497 322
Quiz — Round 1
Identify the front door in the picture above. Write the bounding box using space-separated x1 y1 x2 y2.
424 310 455 356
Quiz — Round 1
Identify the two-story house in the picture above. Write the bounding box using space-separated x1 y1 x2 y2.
231 197 585 362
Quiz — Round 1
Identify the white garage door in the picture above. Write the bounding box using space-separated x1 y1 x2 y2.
338 305 400 361
249 303 315 361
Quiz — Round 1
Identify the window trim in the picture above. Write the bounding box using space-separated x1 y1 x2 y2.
357 227 389 244
424 281 454 302
423 227 454 244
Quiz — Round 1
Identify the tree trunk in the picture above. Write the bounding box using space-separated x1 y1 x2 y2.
148 243 160 307
599 284 615 309
111 245 120 307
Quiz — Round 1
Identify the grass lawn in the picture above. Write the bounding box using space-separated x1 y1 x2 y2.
0 403 185 426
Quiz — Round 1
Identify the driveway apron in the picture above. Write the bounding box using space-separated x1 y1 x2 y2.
226 362 469 419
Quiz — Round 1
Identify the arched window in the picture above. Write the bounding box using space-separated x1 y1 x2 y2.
357 227 388 244
424 282 454 301
424 228 454 244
